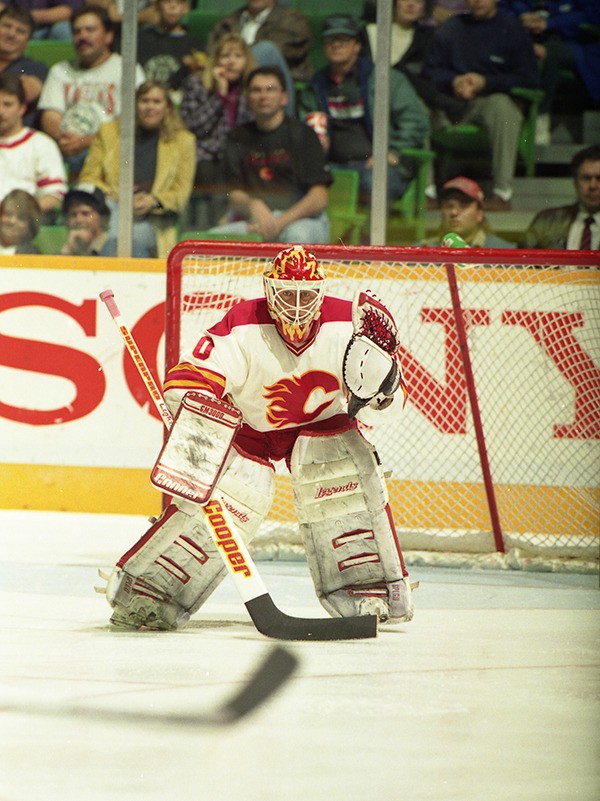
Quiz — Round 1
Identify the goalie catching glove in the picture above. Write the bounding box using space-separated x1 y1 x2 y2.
343 290 405 419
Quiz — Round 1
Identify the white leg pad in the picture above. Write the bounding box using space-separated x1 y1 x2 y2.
291 428 413 623
106 449 274 630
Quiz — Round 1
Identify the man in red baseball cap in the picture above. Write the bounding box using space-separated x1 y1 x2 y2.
420 176 515 247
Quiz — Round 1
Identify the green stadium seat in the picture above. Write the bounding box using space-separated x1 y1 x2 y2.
182 9 221 43
392 147 436 241
430 87 544 182
328 168 367 245
330 150 435 243
24 40 76 67
193 0 244 12
294 0 364 17
33 225 68 255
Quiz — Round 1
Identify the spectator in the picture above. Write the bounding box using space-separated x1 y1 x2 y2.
0 5 48 126
298 14 429 207
520 145 600 250
207 0 312 111
60 182 113 255
79 79 195 257
363 0 469 27
499 0 600 145
419 176 515 246
365 0 467 123
0 73 67 218
366 0 433 66
137 0 205 91
85 0 159 27
3 1 84 41
180 32 256 227
428 0 469 25
209 65 331 244
0 188 41 254
38 4 145 175
422 0 540 210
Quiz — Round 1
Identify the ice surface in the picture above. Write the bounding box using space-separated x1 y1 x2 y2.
0 510 598 801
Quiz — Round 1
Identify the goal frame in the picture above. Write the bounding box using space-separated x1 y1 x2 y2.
166 241 599 569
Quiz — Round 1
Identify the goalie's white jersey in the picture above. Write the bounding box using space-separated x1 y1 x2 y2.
164 296 355 445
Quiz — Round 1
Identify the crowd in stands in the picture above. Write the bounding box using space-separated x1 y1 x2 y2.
0 0 597 256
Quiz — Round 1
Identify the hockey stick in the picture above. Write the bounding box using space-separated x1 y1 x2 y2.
2 646 298 727
99 290 378 641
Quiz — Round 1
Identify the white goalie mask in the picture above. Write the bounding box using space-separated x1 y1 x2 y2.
263 246 326 345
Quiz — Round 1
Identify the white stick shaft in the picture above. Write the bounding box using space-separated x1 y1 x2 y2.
99 289 269 601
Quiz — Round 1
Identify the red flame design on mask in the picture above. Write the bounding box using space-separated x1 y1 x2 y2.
264 371 340 428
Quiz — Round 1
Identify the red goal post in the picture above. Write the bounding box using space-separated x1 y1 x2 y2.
166 241 599 572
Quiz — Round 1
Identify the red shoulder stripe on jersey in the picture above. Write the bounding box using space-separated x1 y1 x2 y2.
208 297 272 337
319 296 352 323
0 128 36 149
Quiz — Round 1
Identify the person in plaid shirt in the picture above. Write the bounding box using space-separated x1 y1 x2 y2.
180 32 256 227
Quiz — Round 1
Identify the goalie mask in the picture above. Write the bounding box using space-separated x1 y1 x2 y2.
263 246 326 345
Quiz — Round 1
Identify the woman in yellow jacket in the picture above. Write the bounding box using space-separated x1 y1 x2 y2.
80 80 195 258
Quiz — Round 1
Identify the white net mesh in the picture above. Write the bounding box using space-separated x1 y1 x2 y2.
166 242 600 572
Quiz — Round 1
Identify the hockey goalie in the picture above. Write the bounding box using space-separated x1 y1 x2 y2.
104 245 414 630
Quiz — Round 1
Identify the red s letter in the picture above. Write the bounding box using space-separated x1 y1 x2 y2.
0 292 105 425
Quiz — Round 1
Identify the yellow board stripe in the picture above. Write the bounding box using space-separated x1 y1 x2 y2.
1 468 596 540
0 464 161 515
272 475 597 539
6 254 164 272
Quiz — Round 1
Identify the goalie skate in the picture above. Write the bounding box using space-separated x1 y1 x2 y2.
102 449 275 630
104 567 190 631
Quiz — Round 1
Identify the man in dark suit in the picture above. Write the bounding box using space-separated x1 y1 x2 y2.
520 145 600 250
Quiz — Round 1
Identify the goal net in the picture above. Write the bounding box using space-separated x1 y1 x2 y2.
166 242 599 573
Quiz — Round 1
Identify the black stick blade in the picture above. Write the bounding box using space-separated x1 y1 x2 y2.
245 594 378 641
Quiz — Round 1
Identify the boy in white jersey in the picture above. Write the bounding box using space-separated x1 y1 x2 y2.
104 245 414 631
0 73 66 216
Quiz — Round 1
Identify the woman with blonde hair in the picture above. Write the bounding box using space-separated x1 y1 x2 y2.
180 33 256 227
79 79 195 257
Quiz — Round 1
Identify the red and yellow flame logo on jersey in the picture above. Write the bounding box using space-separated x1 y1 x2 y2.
264 371 340 428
